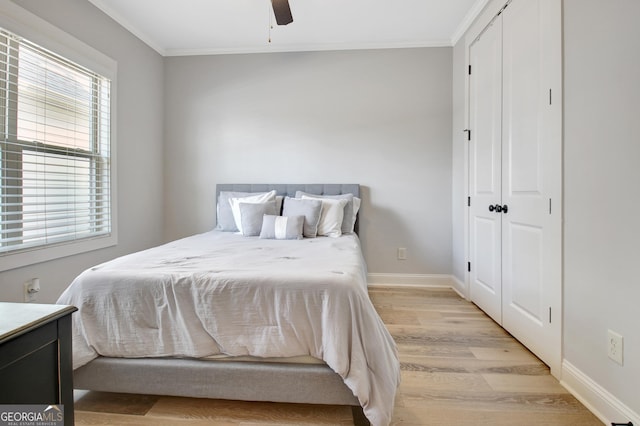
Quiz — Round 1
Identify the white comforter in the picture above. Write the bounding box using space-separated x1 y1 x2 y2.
57 231 400 425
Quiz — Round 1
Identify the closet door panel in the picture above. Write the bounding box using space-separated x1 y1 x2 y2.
472 216 500 302
506 223 543 324
503 0 544 196
500 0 561 374
468 17 503 324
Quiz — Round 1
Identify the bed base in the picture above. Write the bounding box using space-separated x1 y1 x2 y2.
74 357 369 425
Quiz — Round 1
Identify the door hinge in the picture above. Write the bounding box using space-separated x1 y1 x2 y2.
549 198 552 214
463 129 471 141
467 262 471 272
468 65 472 75
549 307 552 323
549 89 552 105
467 196 471 207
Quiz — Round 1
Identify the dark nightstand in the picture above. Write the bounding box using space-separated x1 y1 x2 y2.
0 303 77 425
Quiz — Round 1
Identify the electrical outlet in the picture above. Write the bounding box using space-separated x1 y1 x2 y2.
397 247 407 260
23 278 40 303
607 329 623 366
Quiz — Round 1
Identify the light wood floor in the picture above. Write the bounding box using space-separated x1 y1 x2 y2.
73 286 603 425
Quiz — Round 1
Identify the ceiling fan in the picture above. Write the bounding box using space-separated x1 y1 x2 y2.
271 0 293 25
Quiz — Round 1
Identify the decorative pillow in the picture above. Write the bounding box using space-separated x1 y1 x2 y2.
295 191 359 234
229 190 277 234
282 197 322 238
238 202 276 236
302 196 347 238
260 215 304 240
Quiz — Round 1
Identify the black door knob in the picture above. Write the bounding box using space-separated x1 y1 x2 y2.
489 204 508 213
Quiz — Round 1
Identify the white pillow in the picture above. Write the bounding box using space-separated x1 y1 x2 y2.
295 191 359 234
229 190 276 234
302 196 347 238
351 197 361 233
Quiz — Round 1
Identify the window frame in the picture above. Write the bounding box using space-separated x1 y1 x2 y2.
0 1 117 272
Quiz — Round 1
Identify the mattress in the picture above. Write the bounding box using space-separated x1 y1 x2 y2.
57 230 400 425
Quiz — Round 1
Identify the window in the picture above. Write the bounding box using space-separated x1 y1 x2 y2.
0 25 113 266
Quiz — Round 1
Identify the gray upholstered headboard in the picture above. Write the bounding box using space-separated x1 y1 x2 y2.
216 184 361 233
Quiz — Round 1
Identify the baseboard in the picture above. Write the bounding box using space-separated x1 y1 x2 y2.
367 273 454 288
561 360 639 425
450 274 468 299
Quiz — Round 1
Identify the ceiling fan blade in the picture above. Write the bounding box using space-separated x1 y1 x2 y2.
271 0 293 25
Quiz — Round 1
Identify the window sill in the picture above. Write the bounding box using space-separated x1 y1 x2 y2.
0 234 117 272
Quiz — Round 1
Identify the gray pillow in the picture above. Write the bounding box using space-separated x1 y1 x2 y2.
295 191 355 234
217 191 268 231
217 191 251 231
239 202 276 236
282 197 322 238
259 215 304 240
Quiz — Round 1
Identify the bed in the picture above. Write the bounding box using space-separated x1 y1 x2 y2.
58 184 400 426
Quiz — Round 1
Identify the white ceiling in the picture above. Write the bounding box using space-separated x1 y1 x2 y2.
87 0 489 56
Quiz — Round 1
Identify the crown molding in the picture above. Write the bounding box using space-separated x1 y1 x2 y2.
450 0 490 46
164 39 452 57
87 0 166 55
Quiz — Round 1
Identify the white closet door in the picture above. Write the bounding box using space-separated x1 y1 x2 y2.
468 17 503 324
501 0 562 375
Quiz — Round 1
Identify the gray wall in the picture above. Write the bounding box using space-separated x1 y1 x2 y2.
563 0 640 413
164 48 453 274
0 0 165 302
451 0 640 416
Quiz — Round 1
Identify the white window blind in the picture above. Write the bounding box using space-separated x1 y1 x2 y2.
0 26 111 256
